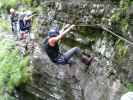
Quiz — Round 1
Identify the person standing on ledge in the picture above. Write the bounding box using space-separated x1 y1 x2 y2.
43 24 94 65
19 10 35 40
10 8 19 39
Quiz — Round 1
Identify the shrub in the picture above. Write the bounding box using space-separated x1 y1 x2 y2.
0 36 30 99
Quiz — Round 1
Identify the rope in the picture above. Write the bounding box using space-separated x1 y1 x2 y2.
34 0 133 46
43 17 133 46
76 24 133 46
76 24 99 27
98 24 133 46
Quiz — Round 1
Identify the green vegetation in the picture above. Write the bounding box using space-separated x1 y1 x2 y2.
0 0 33 9
0 0 132 99
0 36 30 100
111 0 130 34
127 83 133 91
0 18 11 32
0 0 17 9
109 0 131 62
115 39 128 63
21 0 32 5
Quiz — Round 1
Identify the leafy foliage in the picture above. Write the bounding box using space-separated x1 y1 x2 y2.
109 0 131 62
127 83 133 91
0 18 11 32
111 0 130 34
20 0 32 5
0 0 17 9
115 39 128 62
0 36 30 99
0 94 16 100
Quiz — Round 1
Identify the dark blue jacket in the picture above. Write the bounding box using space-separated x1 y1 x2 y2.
19 19 31 31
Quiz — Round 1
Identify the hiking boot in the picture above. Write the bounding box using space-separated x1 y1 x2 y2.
81 52 91 57
80 55 94 65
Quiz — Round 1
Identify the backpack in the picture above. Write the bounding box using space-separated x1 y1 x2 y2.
19 19 26 31
10 14 18 22
19 18 31 31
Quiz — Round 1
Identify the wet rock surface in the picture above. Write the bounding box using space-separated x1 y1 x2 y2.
22 42 126 100
15 0 133 100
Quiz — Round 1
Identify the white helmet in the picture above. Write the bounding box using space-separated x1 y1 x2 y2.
10 8 15 13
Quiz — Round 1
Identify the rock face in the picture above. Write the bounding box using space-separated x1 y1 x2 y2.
19 0 133 100
28 39 126 100
35 0 115 38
